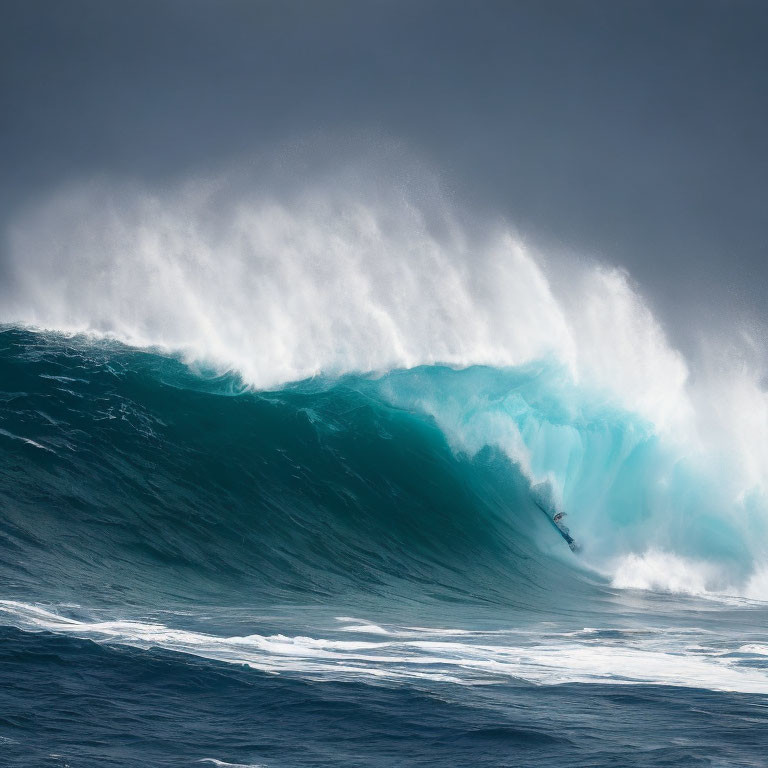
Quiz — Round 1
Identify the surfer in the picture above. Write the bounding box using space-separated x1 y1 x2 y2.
531 483 579 552
532 490 579 552
553 512 578 551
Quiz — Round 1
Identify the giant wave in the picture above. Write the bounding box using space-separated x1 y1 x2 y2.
1 162 767 598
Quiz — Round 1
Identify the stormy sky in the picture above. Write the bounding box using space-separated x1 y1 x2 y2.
2 0 767 348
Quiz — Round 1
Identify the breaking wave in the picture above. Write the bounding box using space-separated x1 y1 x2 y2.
1 163 767 598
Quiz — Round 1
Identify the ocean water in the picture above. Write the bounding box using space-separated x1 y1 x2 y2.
1 327 768 767
1 173 768 766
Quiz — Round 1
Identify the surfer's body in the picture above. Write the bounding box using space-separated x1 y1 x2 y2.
553 516 578 551
535 500 579 552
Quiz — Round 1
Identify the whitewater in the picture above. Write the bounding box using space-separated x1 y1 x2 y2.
1 164 768 766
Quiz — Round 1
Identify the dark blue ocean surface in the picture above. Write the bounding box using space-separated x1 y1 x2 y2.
1 328 767 767
2 625 768 768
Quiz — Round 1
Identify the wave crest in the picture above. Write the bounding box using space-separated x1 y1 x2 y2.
2 166 687 431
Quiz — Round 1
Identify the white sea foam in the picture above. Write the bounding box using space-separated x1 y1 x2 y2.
608 550 768 605
611 551 726 595
3 601 768 695
744 567 768 601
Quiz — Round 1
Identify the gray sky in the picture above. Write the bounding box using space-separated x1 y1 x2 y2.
2 0 767 347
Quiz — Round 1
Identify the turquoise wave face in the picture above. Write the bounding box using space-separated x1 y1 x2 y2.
366 365 759 583
0 327 760 613
0 328 589 614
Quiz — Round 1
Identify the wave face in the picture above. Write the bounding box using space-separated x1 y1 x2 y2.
0 325 763 607
0 328 587 610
